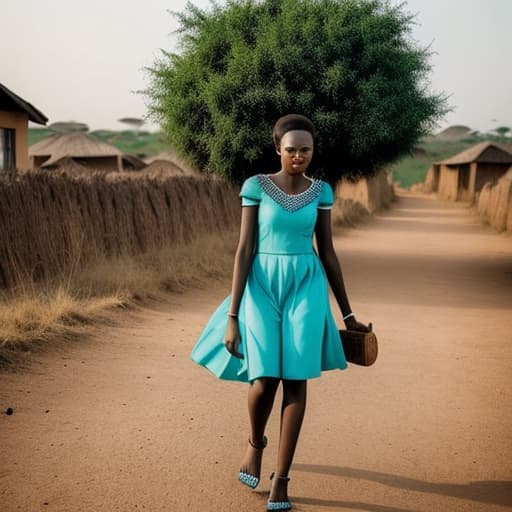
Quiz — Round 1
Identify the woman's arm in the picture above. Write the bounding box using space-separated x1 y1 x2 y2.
228 205 259 314
224 205 258 358
314 209 370 331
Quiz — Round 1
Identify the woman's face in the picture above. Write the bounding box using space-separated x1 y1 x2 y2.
278 130 314 175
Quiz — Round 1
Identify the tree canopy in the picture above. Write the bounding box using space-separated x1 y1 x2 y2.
494 126 510 138
146 0 449 184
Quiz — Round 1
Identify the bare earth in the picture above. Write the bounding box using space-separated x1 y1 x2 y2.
1 190 511 512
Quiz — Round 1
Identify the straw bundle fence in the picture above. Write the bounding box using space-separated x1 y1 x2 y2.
0 171 239 289
477 167 512 232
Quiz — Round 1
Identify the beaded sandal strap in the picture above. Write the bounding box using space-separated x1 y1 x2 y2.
270 471 290 481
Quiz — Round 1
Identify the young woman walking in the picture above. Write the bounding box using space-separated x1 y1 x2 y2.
191 114 371 511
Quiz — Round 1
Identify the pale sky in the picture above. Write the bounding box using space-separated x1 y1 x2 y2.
2 0 511 133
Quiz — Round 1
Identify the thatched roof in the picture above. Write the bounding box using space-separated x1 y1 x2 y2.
139 160 188 178
144 150 198 175
122 154 146 170
144 151 177 164
438 142 512 166
0 82 48 125
44 157 94 176
30 132 123 167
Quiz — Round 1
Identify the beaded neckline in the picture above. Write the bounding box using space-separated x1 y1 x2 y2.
257 174 322 212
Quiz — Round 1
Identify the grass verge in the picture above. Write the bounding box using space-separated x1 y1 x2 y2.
0 231 238 368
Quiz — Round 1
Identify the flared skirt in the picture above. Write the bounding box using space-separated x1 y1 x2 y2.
191 252 347 382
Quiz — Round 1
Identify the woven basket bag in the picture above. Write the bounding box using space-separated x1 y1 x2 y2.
339 329 378 366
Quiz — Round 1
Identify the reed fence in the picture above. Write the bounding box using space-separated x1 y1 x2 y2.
0 172 239 289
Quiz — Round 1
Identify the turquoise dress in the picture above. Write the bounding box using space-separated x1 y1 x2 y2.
191 173 347 382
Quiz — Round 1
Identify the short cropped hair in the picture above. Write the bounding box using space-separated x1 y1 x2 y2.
272 114 316 150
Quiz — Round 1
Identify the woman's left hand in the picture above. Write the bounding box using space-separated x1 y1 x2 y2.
345 316 373 333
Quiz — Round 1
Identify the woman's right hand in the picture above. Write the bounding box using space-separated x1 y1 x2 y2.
224 317 244 359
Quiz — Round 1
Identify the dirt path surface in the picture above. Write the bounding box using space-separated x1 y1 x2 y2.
1 190 511 512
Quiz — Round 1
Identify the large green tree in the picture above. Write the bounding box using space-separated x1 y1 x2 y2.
146 0 448 184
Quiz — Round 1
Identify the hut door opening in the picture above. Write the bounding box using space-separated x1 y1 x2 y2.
433 165 440 191
457 164 470 200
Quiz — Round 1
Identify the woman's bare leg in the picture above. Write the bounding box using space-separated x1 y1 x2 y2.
240 377 280 479
269 379 307 502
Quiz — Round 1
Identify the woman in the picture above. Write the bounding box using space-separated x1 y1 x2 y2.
191 114 371 511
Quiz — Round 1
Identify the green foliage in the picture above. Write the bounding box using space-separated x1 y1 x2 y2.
146 0 448 183
391 156 430 188
28 128 55 146
494 126 510 138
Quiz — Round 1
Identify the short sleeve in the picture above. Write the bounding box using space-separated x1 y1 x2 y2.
318 181 334 209
239 175 261 206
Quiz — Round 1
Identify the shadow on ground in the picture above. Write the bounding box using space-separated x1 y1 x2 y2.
293 463 512 507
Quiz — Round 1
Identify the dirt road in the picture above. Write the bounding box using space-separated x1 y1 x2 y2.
1 190 511 512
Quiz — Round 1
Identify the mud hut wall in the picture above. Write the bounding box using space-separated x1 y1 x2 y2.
423 166 435 193
371 168 394 207
456 164 471 201
432 164 440 191
335 168 394 213
509 196 512 232
0 110 30 170
458 188 473 202
474 163 509 193
423 165 440 193
32 155 50 168
335 176 369 211
438 165 459 200
73 156 121 172
468 162 478 196
0 174 239 289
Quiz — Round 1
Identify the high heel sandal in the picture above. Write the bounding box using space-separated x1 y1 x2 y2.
267 472 292 511
238 435 268 489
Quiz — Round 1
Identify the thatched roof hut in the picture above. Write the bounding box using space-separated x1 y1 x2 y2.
424 142 512 201
29 132 145 172
144 151 178 164
0 82 47 171
144 150 198 175
139 159 190 178
437 142 512 166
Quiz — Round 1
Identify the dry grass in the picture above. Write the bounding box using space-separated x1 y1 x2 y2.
477 169 512 232
73 230 238 297
0 230 238 366
0 289 122 354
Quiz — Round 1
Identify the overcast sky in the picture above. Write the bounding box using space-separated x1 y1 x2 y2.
2 0 511 133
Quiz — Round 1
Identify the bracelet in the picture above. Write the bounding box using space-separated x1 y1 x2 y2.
343 312 355 321
227 312 238 318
